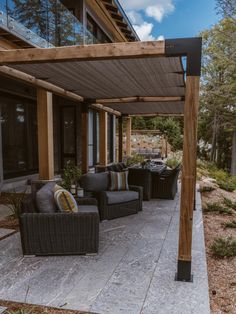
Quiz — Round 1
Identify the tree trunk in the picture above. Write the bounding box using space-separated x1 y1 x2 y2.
231 131 236 175
210 112 217 162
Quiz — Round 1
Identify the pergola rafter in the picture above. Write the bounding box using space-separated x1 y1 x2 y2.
0 37 202 282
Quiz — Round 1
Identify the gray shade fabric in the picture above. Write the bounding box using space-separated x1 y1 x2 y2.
12 56 185 115
36 182 57 213
78 205 99 214
108 101 184 115
79 172 109 192
105 191 139 205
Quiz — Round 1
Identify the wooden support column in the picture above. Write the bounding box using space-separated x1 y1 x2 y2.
81 104 89 173
37 88 54 180
177 76 200 282
99 111 108 166
118 116 123 162
126 117 132 156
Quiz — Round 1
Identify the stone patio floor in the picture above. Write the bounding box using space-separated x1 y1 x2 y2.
0 190 210 314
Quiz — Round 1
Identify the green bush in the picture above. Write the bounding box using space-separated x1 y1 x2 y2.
125 154 145 167
199 185 216 192
165 158 180 169
223 197 236 210
210 236 236 258
204 202 233 215
222 220 236 229
218 180 236 192
3 190 26 219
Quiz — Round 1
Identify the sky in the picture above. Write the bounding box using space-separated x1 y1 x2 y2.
119 0 220 41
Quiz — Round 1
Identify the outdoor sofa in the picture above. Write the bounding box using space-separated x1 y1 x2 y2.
20 182 99 256
151 164 181 199
79 172 143 220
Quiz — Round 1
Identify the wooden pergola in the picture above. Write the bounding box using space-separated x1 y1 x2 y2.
0 37 202 282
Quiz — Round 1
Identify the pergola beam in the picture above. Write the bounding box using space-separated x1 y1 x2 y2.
91 103 121 116
95 96 183 104
0 65 84 102
0 41 165 65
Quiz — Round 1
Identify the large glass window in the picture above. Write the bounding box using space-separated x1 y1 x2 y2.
87 14 111 43
88 110 100 167
107 114 114 164
0 94 38 179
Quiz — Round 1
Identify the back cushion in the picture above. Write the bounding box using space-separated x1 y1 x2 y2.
36 182 57 213
109 171 129 191
80 172 109 192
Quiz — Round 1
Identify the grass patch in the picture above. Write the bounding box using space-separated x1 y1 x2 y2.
210 236 236 258
218 180 236 192
7 311 30 314
199 185 216 193
223 197 236 210
204 202 233 215
222 220 236 229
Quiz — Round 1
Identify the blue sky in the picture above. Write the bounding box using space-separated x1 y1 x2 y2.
119 0 220 40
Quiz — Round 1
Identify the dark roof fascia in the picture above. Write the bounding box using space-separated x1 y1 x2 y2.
165 37 202 76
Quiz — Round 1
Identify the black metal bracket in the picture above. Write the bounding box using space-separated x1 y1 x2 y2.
165 37 202 76
175 260 193 282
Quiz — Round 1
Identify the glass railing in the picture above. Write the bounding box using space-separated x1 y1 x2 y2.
0 0 97 48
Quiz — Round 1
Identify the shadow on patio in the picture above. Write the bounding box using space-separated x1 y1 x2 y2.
0 189 210 314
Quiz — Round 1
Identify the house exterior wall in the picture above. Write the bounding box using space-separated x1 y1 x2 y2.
0 0 134 189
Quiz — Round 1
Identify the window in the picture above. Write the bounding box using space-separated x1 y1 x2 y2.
0 94 38 179
107 114 114 163
88 110 100 167
87 14 112 43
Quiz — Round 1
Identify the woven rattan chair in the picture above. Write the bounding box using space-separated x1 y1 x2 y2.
128 168 152 201
79 172 143 220
20 194 99 256
151 164 181 199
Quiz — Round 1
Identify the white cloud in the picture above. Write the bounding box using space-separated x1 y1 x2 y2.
133 22 155 41
120 0 175 40
157 35 165 41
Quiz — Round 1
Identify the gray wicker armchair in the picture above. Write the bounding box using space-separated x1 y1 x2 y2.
79 172 143 221
128 168 152 201
20 193 99 256
151 164 181 199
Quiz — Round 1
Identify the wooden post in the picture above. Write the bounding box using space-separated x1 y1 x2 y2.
126 117 132 156
81 104 89 173
37 88 54 180
177 76 200 281
99 111 108 166
118 116 123 162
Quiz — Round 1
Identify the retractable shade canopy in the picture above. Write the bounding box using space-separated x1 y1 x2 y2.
0 38 202 116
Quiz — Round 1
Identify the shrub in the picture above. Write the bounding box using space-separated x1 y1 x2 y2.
165 158 180 169
223 197 236 210
7 310 30 314
3 190 26 219
222 220 236 229
199 185 216 192
62 162 82 191
210 236 236 258
125 154 145 167
204 202 233 215
218 180 236 192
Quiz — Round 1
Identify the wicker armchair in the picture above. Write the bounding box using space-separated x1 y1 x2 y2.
151 165 181 199
20 194 99 256
79 172 143 221
128 168 152 201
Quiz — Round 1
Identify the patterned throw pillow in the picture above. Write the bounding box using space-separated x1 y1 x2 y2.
109 171 129 191
54 189 78 213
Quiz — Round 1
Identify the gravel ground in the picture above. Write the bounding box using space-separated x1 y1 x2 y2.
201 187 236 313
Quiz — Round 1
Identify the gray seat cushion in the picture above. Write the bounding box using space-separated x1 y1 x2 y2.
79 205 99 214
36 182 57 213
105 191 139 205
80 172 109 192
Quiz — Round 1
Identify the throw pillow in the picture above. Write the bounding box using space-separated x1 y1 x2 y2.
54 189 78 213
36 182 57 213
109 171 129 191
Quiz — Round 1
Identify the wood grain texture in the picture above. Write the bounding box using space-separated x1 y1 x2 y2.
178 76 200 262
99 111 108 166
96 96 183 104
37 89 54 180
0 41 165 64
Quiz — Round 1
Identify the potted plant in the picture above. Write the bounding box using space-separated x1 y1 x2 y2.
61 162 82 196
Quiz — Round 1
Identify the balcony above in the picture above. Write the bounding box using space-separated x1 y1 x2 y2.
0 0 97 49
